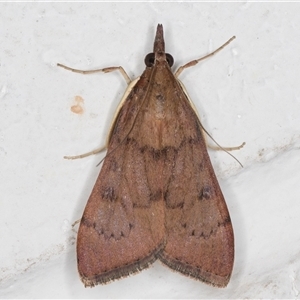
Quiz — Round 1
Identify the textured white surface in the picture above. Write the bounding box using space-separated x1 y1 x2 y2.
1 2 300 298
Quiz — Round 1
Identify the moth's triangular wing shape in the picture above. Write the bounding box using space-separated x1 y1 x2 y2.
70 23 235 289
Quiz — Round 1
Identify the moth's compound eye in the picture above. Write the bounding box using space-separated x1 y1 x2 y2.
144 53 155 67
145 52 174 67
166 53 174 67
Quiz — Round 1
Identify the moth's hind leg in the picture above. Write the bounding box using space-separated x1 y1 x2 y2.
207 142 245 151
64 145 106 160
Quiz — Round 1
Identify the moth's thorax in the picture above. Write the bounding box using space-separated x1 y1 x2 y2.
137 61 191 149
147 61 175 120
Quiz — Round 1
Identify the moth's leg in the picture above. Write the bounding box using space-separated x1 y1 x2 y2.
57 63 132 84
207 140 245 168
201 126 245 167
200 122 245 152
71 219 81 234
176 37 244 165
208 142 245 151
175 36 236 78
64 145 106 160
72 219 81 227
58 64 132 160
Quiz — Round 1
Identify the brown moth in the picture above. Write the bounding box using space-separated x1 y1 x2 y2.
59 24 241 288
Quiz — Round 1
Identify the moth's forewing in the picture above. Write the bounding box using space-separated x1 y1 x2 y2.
77 68 166 287
142 58 234 287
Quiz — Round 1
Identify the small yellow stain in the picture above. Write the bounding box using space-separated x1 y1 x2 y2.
71 95 84 114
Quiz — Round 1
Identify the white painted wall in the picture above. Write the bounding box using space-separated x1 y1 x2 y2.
1 2 300 298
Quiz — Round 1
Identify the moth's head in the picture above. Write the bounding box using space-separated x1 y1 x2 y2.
144 24 174 68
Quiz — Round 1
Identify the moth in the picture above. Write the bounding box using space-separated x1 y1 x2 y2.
59 24 243 288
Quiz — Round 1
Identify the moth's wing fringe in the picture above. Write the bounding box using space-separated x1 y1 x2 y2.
81 242 165 287
158 254 230 288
